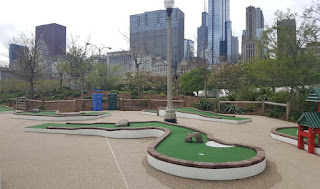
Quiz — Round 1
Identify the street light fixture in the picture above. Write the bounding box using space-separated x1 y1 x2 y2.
164 0 177 123
86 43 112 63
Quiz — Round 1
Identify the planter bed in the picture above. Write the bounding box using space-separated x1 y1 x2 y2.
13 111 110 121
270 127 320 155
26 121 266 180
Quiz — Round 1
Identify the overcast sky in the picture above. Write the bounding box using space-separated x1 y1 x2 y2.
0 0 313 65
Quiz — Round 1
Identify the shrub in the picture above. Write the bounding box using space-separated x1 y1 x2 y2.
130 95 139 99
142 90 158 94
223 104 243 114
85 96 93 99
270 91 290 103
73 92 81 98
131 90 139 96
110 90 119 94
198 98 215 111
160 92 166 97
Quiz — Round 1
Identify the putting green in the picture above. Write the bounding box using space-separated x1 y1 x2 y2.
0 106 14 112
28 122 257 163
277 128 319 144
176 108 249 121
17 111 109 116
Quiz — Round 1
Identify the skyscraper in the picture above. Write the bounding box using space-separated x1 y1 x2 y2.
9 44 28 68
184 39 195 62
208 0 232 64
35 23 66 57
231 36 239 64
277 19 296 51
241 6 265 63
130 9 184 72
197 11 209 57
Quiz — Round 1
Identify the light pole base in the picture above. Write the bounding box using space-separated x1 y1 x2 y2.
164 109 177 123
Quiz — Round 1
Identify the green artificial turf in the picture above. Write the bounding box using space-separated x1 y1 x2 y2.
18 111 57 115
0 106 14 112
176 108 249 121
277 128 319 144
144 109 158 113
17 111 109 116
81 112 109 116
28 122 257 163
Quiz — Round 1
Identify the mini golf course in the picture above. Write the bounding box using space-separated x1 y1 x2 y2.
142 107 252 124
270 127 320 155
26 121 266 180
13 111 110 121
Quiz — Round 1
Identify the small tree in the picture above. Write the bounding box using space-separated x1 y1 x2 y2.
53 59 67 88
11 33 43 99
179 68 204 96
87 63 123 91
64 38 94 99
123 70 152 92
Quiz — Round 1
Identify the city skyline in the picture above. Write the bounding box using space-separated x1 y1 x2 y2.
0 0 312 65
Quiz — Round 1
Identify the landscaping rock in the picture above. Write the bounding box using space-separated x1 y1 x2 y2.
184 132 203 143
31 109 40 113
115 119 130 127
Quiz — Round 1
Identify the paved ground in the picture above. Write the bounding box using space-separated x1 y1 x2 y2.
0 111 320 189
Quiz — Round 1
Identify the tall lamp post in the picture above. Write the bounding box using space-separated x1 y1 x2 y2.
86 43 112 63
164 0 177 123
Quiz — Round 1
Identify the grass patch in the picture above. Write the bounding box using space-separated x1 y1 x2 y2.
27 122 257 163
0 106 14 112
17 111 109 116
176 108 249 121
277 127 319 144
143 109 158 113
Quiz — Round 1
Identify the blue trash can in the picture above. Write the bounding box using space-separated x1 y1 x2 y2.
92 93 103 111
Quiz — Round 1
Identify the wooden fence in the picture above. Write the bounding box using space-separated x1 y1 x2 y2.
217 101 290 121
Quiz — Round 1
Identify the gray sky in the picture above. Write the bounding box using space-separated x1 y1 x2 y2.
0 0 313 64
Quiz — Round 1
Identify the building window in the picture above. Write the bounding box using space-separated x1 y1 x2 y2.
145 15 148 26
137 17 140 27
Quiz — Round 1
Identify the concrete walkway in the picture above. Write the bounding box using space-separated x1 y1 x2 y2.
0 111 320 189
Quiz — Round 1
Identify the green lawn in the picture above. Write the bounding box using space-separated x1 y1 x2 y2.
0 106 13 112
17 111 109 116
28 122 257 163
277 128 319 144
143 109 158 113
176 108 249 121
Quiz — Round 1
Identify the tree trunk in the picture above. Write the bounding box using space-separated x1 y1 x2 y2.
80 75 85 99
59 73 63 88
30 78 34 99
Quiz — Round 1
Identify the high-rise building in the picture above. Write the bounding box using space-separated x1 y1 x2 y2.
130 9 185 73
197 11 209 57
231 36 239 64
9 44 28 68
242 6 265 63
35 23 66 57
208 0 233 64
184 39 194 62
277 19 296 51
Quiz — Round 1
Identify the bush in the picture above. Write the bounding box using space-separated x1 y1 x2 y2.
130 95 139 99
142 90 158 94
223 104 243 114
198 98 215 111
160 92 166 97
110 90 119 94
270 91 290 103
73 92 81 98
131 90 139 96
